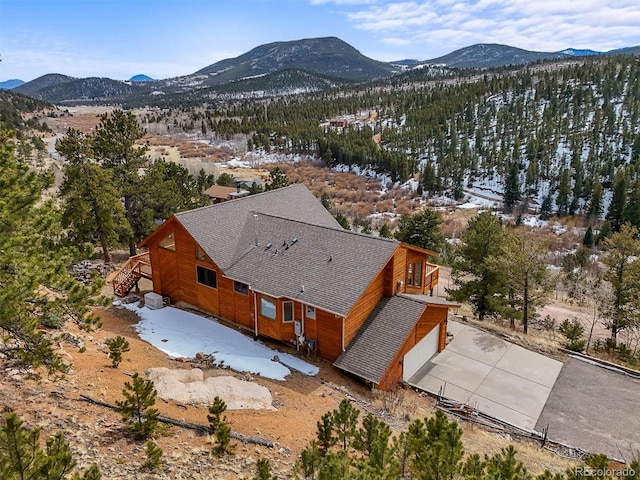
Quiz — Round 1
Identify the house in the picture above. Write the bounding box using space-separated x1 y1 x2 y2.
329 118 348 128
114 184 459 390
204 185 250 204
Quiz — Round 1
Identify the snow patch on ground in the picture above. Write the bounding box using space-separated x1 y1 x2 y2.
116 304 319 380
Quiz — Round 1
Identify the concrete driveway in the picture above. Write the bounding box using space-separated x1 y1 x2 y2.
408 321 562 431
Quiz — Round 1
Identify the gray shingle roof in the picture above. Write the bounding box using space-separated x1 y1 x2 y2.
333 295 428 385
175 184 342 270
174 184 399 316
224 213 398 316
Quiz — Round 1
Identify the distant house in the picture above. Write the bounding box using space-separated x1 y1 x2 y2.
329 118 348 128
113 184 458 390
204 185 249 204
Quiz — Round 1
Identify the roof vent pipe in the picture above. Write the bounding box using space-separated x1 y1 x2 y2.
253 214 259 246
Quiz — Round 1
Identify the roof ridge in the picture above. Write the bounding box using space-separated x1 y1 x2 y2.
176 183 307 217
251 211 400 244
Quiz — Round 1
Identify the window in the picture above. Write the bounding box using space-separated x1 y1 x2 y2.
306 305 316 320
407 262 423 287
415 262 422 287
234 281 248 295
260 295 276 320
158 233 176 251
196 245 213 263
283 301 294 323
196 265 217 288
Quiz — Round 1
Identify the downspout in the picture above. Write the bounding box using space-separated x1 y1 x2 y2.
253 290 259 336
342 316 345 351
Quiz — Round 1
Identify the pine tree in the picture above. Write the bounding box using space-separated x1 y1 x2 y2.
141 441 163 472
330 399 359 451
503 162 521 212
265 166 291 190
607 171 628 232
253 458 274 480
0 413 101 479
0 131 101 377
353 414 396 474
208 396 233 455
448 212 507 321
105 336 130 368
216 172 237 187
601 223 640 344
116 373 159 440
92 110 148 256
316 412 337 456
583 226 594 248
486 232 551 334
56 128 131 263
335 212 351 230
379 223 393 239
395 209 445 253
407 410 464 480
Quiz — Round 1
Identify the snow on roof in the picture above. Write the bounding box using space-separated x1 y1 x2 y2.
117 303 319 380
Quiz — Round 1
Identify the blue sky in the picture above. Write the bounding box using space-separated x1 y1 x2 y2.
1 0 638 82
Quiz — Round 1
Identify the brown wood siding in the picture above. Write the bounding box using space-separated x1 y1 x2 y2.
376 327 417 391
218 277 235 321
232 286 253 329
393 248 407 292
315 309 343 361
383 257 395 297
344 268 385 347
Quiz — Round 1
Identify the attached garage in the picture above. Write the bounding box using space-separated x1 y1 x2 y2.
403 323 441 381
334 294 459 391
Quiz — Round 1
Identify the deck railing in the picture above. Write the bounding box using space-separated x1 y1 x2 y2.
424 263 440 292
111 252 152 296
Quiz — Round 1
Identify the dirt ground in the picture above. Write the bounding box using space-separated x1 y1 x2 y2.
0 298 580 478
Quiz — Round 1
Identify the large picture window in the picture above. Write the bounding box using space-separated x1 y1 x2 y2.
196 265 217 288
260 295 276 320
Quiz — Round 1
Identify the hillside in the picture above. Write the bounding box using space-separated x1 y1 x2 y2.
425 43 568 68
194 36 397 84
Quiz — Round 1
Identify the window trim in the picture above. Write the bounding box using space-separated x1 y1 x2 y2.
196 265 217 289
407 263 414 286
283 301 294 323
196 245 213 263
305 305 316 320
233 281 249 295
415 261 423 288
158 233 176 251
260 295 277 320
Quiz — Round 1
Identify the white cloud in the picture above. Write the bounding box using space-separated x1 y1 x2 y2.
340 0 640 58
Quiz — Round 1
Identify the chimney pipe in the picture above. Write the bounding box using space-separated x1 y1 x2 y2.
253 214 259 246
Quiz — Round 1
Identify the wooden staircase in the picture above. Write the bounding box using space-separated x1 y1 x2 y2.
110 252 152 297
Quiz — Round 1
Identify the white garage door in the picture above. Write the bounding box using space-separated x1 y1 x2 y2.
403 325 440 382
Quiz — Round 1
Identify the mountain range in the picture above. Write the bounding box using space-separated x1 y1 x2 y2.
6 37 640 104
